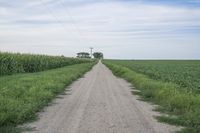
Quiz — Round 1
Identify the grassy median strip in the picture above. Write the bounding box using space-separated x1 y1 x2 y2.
0 62 95 132
103 61 200 133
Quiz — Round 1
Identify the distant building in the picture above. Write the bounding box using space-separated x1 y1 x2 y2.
77 52 91 58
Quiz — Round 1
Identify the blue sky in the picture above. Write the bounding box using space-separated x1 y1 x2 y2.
0 0 200 59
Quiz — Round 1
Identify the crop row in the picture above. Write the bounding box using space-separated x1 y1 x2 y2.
0 52 91 76
106 60 200 91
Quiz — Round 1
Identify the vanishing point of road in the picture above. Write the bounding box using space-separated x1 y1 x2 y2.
25 62 179 133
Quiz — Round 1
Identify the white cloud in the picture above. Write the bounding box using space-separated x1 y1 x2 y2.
0 0 200 59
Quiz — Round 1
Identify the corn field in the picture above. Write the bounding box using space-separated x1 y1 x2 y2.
0 52 91 76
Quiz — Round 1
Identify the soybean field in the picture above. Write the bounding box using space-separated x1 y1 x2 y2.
106 60 200 91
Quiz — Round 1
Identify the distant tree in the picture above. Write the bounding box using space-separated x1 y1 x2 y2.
77 52 91 58
93 52 103 59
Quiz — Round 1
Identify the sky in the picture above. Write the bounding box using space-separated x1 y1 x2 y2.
0 0 200 59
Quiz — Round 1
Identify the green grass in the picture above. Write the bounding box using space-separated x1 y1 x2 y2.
103 60 200 133
0 126 25 133
0 62 95 132
0 52 92 76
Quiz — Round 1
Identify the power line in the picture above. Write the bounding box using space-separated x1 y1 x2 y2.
39 0 97 59
38 0 84 44
56 0 96 47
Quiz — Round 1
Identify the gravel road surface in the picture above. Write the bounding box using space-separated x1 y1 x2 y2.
24 62 179 133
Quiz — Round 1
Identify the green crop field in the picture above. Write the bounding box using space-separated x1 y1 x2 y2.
105 60 200 91
0 52 91 76
103 60 200 133
0 52 96 132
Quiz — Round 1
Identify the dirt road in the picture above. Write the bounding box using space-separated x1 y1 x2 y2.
24 62 179 133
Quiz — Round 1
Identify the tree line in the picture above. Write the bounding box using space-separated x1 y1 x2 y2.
77 52 103 59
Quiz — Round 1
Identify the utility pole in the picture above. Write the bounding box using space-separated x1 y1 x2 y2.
89 47 93 58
